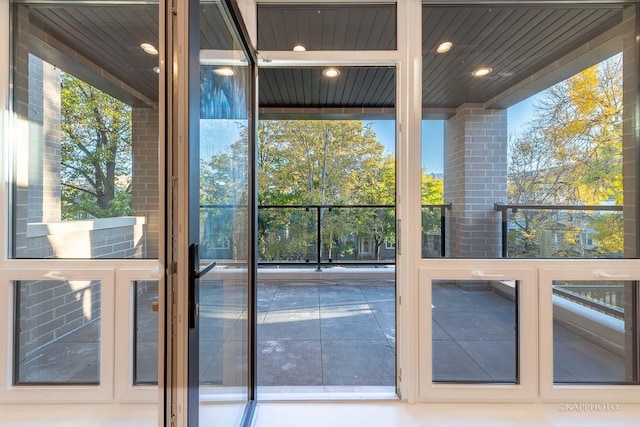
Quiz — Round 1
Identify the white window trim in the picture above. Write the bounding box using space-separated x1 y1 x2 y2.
0 0 165 404
418 266 538 402
411 259 640 404
0 269 116 403
114 269 161 403
539 267 640 403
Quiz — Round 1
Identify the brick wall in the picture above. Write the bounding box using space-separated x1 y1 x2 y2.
132 106 160 259
17 280 101 360
621 2 638 385
12 5 31 255
622 5 638 258
444 104 507 258
24 217 147 258
26 56 61 224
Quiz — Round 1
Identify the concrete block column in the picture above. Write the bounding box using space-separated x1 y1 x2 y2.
131 105 160 259
12 6 62 256
621 3 639 385
444 103 507 258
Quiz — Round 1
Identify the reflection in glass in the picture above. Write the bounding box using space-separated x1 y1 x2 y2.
10 2 159 259
553 280 638 384
14 280 101 385
432 279 518 383
134 281 159 385
198 1 249 407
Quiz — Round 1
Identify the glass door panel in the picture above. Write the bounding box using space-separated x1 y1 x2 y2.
187 1 254 425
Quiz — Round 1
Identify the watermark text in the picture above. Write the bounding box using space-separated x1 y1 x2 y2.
558 403 619 412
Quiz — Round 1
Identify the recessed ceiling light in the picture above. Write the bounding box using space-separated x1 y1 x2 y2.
140 43 158 55
153 67 160 74
213 67 235 76
293 45 306 52
322 67 340 78
436 41 453 54
472 67 493 77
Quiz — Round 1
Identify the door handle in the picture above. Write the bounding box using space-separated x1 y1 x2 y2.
189 243 217 328
593 271 630 279
195 260 217 279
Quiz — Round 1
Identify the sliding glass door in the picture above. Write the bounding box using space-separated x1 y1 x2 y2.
182 0 256 425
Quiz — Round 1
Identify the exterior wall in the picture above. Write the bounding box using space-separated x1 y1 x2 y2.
132 106 160 259
25 217 146 258
17 280 101 360
27 56 61 224
444 104 507 258
12 5 31 255
621 5 638 382
622 5 638 258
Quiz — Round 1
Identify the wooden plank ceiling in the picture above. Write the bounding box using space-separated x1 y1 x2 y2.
422 6 623 109
27 2 234 103
257 3 397 51
23 3 623 110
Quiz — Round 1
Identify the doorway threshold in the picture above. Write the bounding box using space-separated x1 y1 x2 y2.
257 386 397 401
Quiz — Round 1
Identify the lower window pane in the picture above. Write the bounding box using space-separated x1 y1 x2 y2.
134 280 159 385
553 280 638 384
14 280 101 385
432 279 518 383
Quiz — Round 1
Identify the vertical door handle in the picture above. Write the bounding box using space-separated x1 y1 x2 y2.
188 243 216 329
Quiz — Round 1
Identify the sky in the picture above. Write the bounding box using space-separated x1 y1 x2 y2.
366 120 445 174
507 95 540 137
366 93 542 175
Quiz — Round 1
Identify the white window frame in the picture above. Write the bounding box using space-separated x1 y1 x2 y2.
0 0 165 405
417 264 538 401
114 269 161 403
385 237 396 250
539 265 640 403
0 268 116 403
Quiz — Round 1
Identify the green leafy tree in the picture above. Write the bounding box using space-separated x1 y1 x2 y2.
202 120 397 261
420 170 444 257
354 154 396 260
60 73 132 220
256 120 391 261
200 124 249 259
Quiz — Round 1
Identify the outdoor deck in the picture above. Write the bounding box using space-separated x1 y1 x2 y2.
18 273 628 388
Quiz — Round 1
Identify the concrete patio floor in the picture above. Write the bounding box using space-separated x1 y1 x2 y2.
256 280 396 388
16 276 629 388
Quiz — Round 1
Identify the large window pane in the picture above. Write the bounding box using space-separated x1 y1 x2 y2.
553 280 638 384
10 2 159 259
422 5 637 259
14 280 101 385
432 279 518 383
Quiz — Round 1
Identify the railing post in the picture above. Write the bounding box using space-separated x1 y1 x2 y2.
440 206 446 257
316 206 322 271
495 204 508 258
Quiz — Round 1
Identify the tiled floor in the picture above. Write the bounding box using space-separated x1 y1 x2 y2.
256 280 396 387
432 281 517 382
17 278 628 387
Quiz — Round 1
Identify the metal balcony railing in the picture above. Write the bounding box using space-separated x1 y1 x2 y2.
553 285 625 319
200 203 451 270
494 203 624 258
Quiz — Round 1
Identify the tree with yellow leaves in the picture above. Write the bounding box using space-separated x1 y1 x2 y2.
508 53 623 257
